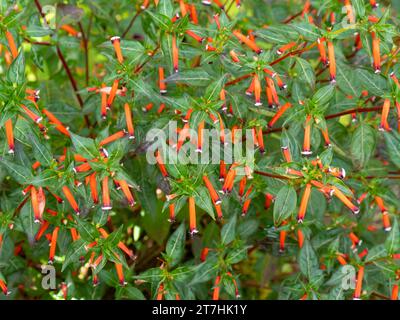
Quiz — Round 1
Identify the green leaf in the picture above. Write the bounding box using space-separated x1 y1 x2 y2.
291 23 321 41
29 132 53 167
273 185 297 226
311 85 335 106
164 70 211 86
255 25 298 44
295 57 315 88
384 131 400 169
15 202 39 245
70 132 98 159
299 241 319 280
193 186 215 220
336 64 361 97
350 123 376 168
356 69 387 96
165 223 186 268
116 286 146 300
352 0 366 18
75 217 99 242
0 157 33 184
365 244 387 262
62 238 86 272
221 214 237 245
6 51 25 84
385 218 399 254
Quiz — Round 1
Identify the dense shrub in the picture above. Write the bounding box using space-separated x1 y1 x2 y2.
0 0 399 300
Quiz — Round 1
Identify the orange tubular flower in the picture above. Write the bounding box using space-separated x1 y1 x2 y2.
172 34 179 73
31 186 42 223
257 127 265 153
189 4 198 24
302 115 313 156
60 24 81 37
188 196 198 235
168 203 175 222
264 193 274 210
62 186 80 214
141 0 149 10
344 0 355 25
267 77 280 106
232 30 262 54
317 38 328 66
222 166 237 194
0 279 10 296
203 175 221 205
100 83 107 119
88 173 98 205
239 176 247 198
349 232 362 247
242 198 252 216
391 284 399 301
106 79 119 108
382 212 391 232
124 103 135 139
353 266 365 300
358 248 368 259
99 130 126 146
368 15 379 23
254 74 262 106
115 262 126 286
337 254 348 265
371 31 381 73
268 102 291 128
196 120 205 153
275 74 287 90
212 275 221 300
245 77 255 96
35 220 50 241
297 229 304 248
156 283 164 300
331 186 359 214
230 50 240 63
73 162 91 173
297 184 312 223
370 0 378 8
5 30 18 59
185 30 204 43
48 226 59 264
200 247 209 262
155 150 168 177
279 221 288 252
277 42 296 55
214 203 223 220
327 40 336 83
379 98 391 131
281 146 291 162
390 72 400 89
321 127 331 147
20 105 42 123
158 67 167 94
5 118 14 154
374 196 387 213
118 179 135 207
101 176 112 210
219 160 226 181
111 36 123 63
179 0 187 17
